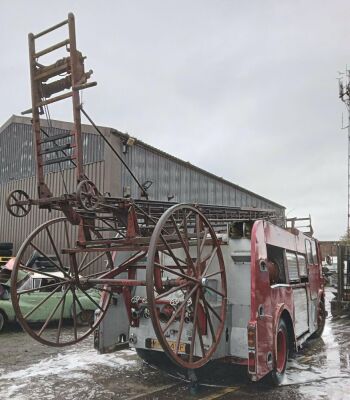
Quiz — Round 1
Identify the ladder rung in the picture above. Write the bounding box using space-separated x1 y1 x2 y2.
41 155 75 166
35 39 70 58
22 91 73 115
40 132 72 144
33 19 69 39
39 144 73 156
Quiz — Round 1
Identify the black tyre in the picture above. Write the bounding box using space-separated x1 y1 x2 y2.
136 348 170 368
76 310 95 327
269 318 289 386
0 243 13 251
0 250 12 257
0 312 6 332
311 300 326 339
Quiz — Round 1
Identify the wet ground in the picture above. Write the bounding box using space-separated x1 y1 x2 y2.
1 288 350 400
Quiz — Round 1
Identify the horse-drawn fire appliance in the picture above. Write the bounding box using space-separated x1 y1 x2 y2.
6 14 325 386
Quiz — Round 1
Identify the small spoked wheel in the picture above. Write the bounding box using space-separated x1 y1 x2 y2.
6 190 31 217
146 204 227 369
76 180 100 211
270 318 289 385
11 217 113 346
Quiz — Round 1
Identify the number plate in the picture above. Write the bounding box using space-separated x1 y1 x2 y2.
149 339 187 353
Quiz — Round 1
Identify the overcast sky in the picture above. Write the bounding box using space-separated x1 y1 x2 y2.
1 1 349 240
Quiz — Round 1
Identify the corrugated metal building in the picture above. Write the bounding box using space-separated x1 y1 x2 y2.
0 115 285 253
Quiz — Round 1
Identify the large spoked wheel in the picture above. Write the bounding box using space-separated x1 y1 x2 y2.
11 217 113 347
146 204 227 369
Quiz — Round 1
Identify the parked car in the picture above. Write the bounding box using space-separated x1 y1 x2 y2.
0 264 100 332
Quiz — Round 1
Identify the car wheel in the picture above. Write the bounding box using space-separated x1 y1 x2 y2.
76 310 94 326
0 312 6 332
311 300 326 338
269 318 289 386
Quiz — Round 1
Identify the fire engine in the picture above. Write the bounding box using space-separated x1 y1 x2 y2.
6 13 325 386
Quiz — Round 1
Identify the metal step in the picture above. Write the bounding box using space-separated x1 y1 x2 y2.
40 132 72 144
41 155 75 166
39 143 73 156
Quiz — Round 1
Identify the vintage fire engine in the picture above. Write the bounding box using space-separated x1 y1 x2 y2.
6 14 325 386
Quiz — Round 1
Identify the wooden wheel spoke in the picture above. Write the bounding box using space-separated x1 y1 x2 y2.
64 220 71 248
200 290 216 342
38 286 70 337
199 227 209 255
202 284 225 298
154 262 198 284
202 296 222 323
78 252 89 271
161 250 187 266
162 284 199 334
56 289 67 343
18 281 64 296
23 284 64 319
175 307 186 355
196 312 206 357
201 247 218 278
19 265 68 281
45 227 71 279
170 216 196 273
79 251 107 274
78 287 104 313
160 235 185 270
71 289 78 341
155 282 188 301
204 270 221 279
190 290 200 362
29 242 70 278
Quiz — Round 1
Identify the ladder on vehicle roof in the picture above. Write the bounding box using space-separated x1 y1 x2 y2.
22 13 96 199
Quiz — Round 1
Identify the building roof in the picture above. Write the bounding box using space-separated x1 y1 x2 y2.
0 115 285 210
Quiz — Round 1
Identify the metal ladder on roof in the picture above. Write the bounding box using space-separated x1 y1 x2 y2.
22 13 96 199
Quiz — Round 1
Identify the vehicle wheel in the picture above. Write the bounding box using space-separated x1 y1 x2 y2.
0 242 13 251
136 348 170 368
269 318 289 386
76 310 95 326
0 312 6 332
311 300 326 338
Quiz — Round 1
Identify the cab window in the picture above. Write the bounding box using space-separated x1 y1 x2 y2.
305 240 313 264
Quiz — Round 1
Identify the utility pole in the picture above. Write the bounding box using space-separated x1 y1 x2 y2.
339 69 350 238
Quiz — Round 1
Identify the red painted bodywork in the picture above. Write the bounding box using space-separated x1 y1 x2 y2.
248 220 324 381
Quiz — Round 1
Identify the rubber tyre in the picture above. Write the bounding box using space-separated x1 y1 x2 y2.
0 250 13 257
269 318 289 386
76 310 94 327
0 243 13 251
136 348 170 368
311 300 326 339
0 312 6 332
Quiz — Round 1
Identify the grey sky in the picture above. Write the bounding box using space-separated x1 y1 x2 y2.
0 1 348 240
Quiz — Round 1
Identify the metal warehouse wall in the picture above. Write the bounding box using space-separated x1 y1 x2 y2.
119 137 284 216
0 118 104 184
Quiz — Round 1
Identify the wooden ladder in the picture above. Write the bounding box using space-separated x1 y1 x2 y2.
22 13 96 199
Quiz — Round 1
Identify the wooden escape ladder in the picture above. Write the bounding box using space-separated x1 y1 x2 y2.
22 13 96 200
